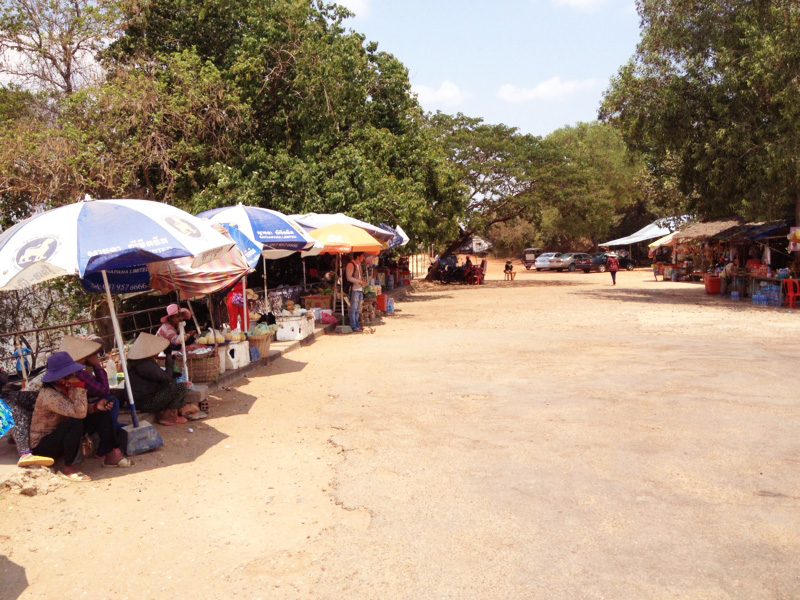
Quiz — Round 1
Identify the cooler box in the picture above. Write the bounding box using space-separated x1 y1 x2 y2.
705 277 721 295
377 294 387 312
276 315 314 341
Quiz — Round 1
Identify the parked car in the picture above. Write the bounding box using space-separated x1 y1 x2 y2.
548 252 592 272
534 252 561 271
576 252 636 273
522 247 544 269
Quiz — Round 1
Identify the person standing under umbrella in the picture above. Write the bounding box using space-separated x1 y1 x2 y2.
345 252 367 333
606 252 621 285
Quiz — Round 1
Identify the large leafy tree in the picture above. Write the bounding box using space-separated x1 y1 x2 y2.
105 0 462 248
544 122 646 249
426 112 568 259
600 0 800 222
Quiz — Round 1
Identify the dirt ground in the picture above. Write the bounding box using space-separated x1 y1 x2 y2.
2 259 800 599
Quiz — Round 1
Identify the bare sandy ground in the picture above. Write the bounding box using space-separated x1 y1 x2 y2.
2 259 800 599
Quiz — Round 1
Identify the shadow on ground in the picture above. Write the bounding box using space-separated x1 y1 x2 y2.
570 286 790 313
0 555 27 599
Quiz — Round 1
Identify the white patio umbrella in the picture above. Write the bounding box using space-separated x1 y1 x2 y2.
0 199 234 434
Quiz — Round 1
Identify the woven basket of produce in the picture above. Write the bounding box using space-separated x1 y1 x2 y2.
164 352 219 383
248 334 272 358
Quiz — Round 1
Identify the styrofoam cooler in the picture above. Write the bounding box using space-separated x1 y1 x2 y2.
276 315 314 341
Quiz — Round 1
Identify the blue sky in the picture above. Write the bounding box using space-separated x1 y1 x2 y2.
338 0 642 137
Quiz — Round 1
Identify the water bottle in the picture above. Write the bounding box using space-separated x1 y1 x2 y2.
104 359 118 385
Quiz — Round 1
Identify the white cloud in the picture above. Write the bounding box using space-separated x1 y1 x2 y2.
412 81 471 108
496 77 600 102
337 0 370 17
552 0 607 10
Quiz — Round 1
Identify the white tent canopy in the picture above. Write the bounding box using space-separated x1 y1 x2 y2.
601 216 690 247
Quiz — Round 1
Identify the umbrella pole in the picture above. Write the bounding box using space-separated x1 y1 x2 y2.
186 299 202 335
242 278 248 331
102 270 139 429
268 254 272 315
302 258 307 289
178 322 189 381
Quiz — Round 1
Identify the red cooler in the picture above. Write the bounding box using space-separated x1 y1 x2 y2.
705 277 721 295
377 294 387 311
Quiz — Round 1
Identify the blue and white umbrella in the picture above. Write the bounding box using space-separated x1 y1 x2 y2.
0 199 234 290
197 204 320 302
197 204 315 259
0 199 235 437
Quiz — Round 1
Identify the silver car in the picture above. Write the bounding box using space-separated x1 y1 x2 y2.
549 252 591 272
534 252 561 271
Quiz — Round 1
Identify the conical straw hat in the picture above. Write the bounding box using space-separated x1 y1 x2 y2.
127 333 169 360
58 335 102 361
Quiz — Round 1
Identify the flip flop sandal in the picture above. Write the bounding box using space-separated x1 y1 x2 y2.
18 454 55 468
186 411 208 421
58 470 92 482
103 457 134 468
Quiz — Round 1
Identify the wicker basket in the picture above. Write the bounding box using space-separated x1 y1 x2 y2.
248 334 272 358
164 352 219 383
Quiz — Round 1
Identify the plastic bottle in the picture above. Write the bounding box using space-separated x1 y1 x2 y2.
105 358 118 385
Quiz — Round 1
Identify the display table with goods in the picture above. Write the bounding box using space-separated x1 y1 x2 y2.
301 286 334 310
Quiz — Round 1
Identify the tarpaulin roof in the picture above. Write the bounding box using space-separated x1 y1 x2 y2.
601 216 690 246
746 219 794 241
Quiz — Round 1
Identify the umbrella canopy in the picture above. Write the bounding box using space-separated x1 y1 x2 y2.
0 199 234 290
80 223 258 296
197 204 315 259
378 224 408 250
291 212 394 243
648 231 678 248
145 225 257 299
308 224 383 254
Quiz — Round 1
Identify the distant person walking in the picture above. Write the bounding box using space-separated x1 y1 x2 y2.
606 253 620 285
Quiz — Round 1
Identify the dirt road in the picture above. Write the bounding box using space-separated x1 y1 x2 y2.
2 260 800 599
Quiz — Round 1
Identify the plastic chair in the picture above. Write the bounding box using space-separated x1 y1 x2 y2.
783 279 800 308
467 268 484 285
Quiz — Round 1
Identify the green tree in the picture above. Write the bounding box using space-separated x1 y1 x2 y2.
426 112 566 260
544 122 644 249
106 0 462 249
600 0 800 222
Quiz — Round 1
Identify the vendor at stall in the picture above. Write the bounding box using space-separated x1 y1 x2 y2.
157 304 196 352
30 352 132 481
126 333 194 426
720 258 738 296
345 252 367 333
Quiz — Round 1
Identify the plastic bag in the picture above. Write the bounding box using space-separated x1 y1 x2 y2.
0 397 14 438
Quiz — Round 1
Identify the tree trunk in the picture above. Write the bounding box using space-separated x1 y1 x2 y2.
424 231 473 281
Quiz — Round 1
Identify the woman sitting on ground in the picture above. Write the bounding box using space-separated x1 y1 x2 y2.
30 352 131 482
59 335 124 433
127 333 192 426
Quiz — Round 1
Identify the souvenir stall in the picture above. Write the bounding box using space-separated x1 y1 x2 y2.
306 224 383 330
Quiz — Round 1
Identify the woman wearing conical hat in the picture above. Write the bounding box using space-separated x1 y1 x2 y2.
126 333 190 426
